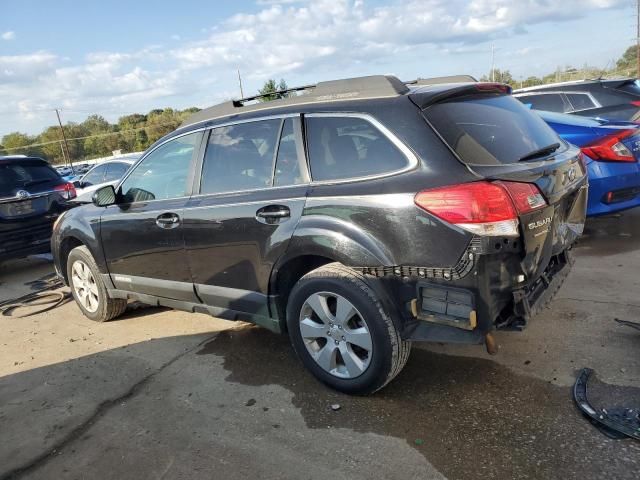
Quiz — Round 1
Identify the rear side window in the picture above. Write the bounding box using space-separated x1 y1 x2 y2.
305 116 409 182
274 118 305 187
0 161 59 196
566 93 596 111
201 120 280 194
424 94 562 166
518 93 568 113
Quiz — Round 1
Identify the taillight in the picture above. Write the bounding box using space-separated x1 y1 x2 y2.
54 182 77 200
580 129 637 163
414 181 547 237
630 100 640 107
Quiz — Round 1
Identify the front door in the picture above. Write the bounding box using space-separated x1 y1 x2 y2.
182 116 309 315
101 131 203 301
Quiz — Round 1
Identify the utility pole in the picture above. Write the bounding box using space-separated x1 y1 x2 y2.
490 43 496 82
55 109 73 172
636 0 640 78
237 69 245 98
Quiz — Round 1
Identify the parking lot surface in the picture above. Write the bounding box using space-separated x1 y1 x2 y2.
0 211 639 480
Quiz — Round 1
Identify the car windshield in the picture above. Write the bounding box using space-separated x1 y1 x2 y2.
0 161 60 196
424 94 562 166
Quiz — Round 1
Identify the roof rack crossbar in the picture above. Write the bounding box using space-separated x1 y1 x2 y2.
233 84 317 106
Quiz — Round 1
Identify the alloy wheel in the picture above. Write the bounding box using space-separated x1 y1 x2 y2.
298 291 373 379
71 260 100 313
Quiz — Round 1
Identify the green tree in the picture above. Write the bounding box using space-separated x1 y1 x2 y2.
480 69 515 86
258 78 288 101
616 45 638 75
0 132 43 157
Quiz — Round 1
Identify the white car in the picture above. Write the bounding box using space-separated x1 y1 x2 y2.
73 158 137 202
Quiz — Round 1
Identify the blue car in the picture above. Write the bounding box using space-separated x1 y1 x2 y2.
535 110 640 216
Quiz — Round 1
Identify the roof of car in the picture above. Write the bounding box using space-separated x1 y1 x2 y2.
181 74 487 128
0 155 47 163
514 77 633 93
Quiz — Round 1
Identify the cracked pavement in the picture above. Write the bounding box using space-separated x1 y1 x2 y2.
0 210 639 479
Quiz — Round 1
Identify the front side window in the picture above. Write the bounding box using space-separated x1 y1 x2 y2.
82 164 108 186
305 116 409 182
104 162 130 182
120 132 199 202
200 119 280 194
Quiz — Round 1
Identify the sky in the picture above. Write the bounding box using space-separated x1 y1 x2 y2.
0 0 635 137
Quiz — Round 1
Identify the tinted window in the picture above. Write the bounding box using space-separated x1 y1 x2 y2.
120 132 199 202
104 162 130 182
200 120 280 194
518 93 568 113
81 164 107 186
566 93 596 111
274 118 305 187
0 161 59 196
424 94 562 166
306 116 408 181
615 80 640 96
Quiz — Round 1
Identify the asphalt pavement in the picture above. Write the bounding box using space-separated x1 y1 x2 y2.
0 210 638 479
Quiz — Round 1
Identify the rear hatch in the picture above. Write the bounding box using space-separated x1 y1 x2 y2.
415 85 588 281
0 158 73 238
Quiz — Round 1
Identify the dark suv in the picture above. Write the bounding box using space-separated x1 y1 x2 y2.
0 156 76 261
51 76 588 394
514 78 640 121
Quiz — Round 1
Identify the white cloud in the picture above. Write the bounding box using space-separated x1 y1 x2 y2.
1 31 16 40
0 0 629 135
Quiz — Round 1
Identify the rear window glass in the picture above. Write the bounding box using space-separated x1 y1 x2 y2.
615 80 640 96
0 161 60 196
306 116 409 181
424 94 562 166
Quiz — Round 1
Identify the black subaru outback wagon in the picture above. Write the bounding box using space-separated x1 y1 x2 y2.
52 75 587 394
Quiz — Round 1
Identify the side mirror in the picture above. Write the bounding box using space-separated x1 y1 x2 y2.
73 180 82 188
92 185 117 207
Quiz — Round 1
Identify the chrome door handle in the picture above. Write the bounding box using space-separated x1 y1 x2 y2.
156 212 180 229
256 209 290 219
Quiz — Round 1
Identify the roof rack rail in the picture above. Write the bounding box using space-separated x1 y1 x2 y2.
409 75 478 86
181 75 410 127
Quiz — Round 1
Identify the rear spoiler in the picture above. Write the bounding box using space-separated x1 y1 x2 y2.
409 83 512 109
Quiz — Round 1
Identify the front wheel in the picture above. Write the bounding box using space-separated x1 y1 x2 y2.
67 245 127 322
286 263 411 395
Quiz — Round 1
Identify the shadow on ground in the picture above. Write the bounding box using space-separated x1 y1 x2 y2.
197 325 640 480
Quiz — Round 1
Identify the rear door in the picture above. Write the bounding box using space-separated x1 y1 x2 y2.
100 131 203 301
182 116 309 315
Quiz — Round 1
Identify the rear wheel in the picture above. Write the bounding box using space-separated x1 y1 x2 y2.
67 245 127 322
286 263 411 394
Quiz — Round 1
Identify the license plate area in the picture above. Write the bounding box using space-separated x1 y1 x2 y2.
0 197 46 218
414 283 477 330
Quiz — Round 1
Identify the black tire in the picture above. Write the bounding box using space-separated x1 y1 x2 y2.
66 245 127 322
286 263 411 394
